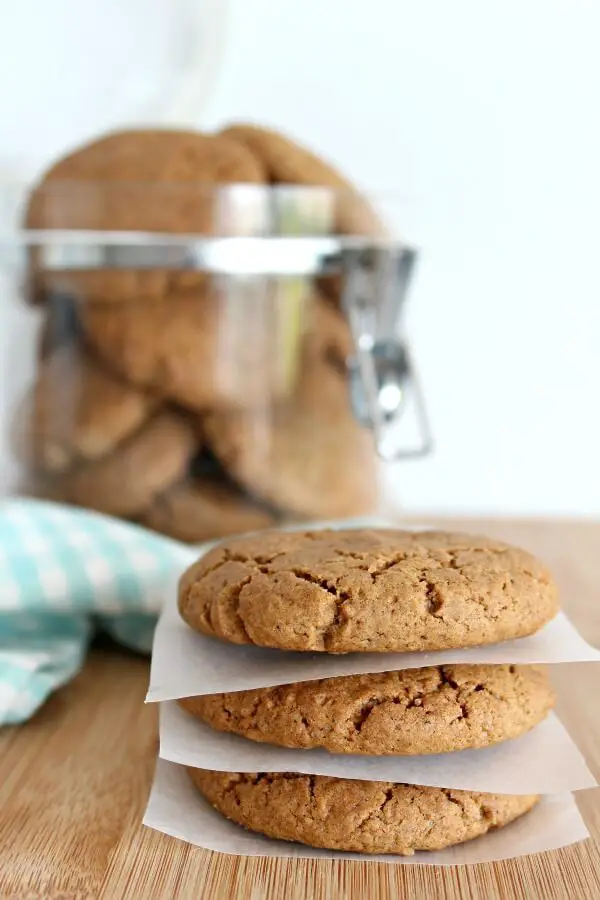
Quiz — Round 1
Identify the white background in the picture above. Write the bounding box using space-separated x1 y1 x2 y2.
2 0 600 516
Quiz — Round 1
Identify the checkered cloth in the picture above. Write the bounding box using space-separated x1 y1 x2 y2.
0 499 195 725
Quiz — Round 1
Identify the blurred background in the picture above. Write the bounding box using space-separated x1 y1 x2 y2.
2 0 600 518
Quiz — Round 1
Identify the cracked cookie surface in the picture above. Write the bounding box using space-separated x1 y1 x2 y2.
178 663 554 755
178 528 559 652
188 768 538 855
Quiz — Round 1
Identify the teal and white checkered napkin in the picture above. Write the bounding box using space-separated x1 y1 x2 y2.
0 498 196 725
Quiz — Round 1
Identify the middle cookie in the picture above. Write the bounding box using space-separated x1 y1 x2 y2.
177 663 554 756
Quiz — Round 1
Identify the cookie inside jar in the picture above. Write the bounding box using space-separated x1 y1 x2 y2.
16 125 385 542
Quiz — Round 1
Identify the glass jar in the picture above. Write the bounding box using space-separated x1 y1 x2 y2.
1 183 431 544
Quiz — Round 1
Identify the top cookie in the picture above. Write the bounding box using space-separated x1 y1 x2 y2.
178 528 559 653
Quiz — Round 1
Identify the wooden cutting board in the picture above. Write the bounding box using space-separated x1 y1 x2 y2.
1 518 600 900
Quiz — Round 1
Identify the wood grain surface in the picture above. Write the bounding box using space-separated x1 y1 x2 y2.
1 518 600 900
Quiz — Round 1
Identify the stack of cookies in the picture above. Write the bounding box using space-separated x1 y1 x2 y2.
167 527 561 857
14 124 382 541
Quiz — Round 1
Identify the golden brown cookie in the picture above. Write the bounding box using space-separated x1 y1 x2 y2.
143 477 277 544
203 299 371 519
178 529 559 652
15 343 160 473
47 409 196 517
79 293 233 411
178 663 554 755
80 290 286 412
80 287 351 413
203 359 375 518
26 128 266 306
220 123 385 236
188 768 538 855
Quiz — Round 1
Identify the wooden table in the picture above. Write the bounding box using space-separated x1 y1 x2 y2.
2 519 600 899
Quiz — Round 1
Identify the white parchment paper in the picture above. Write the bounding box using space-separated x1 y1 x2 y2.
143 758 591 866
158 703 596 794
147 584 600 701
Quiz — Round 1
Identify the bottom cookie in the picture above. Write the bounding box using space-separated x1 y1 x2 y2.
187 768 538 856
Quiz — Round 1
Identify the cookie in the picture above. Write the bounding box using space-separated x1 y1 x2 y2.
25 128 266 306
178 663 554 755
16 343 160 473
80 286 352 414
220 123 385 237
178 529 559 652
48 409 196 517
143 477 277 544
80 294 234 411
203 363 375 518
79 282 311 412
188 768 538 855
203 299 372 518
